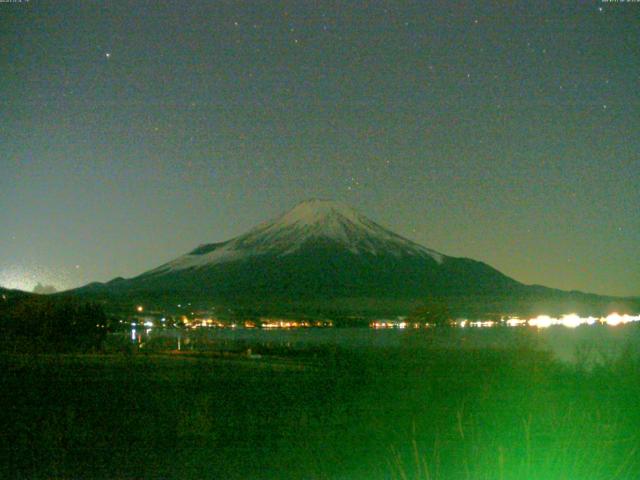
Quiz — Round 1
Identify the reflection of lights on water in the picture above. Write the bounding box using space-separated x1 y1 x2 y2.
506 318 526 327
604 313 639 326
262 320 299 329
559 314 580 328
371 321 430 329
506 313 640 329
470 320 494 328
369 313 640 330
528 315 555 329
457 320 494 328
562 314 597 328
125 312 639 335
606 313 624 326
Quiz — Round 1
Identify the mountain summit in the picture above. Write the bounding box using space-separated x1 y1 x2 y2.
150 199 444 274
72 199 532 315
68 200 637 317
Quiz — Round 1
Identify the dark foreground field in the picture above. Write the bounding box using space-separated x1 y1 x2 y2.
1 339 639 479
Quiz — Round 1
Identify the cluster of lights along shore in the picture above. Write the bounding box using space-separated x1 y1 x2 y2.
372 313 640 329
130 305 639 331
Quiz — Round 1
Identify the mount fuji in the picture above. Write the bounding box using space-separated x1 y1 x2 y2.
70 200 632 317
149 199 446 273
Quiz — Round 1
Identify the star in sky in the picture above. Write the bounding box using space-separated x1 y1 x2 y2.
1 1 638 297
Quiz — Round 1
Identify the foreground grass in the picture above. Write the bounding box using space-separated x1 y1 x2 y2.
1 341 639 479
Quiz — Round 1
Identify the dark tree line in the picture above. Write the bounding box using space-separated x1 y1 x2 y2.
0 296 107 353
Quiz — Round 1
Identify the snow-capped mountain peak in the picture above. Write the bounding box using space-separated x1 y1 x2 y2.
249 199 386 245
149 199 444 274
273 199 365 228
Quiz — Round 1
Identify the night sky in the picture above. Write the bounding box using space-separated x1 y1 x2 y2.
1 1 638 297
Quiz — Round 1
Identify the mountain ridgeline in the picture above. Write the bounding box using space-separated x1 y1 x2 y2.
69 200 636 318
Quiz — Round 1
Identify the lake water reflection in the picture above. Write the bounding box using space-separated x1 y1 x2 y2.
130 323 640 366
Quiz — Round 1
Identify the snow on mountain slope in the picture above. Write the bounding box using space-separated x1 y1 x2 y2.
148 199 444 274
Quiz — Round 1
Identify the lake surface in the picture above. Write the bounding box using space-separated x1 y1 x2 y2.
133 323 640 365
